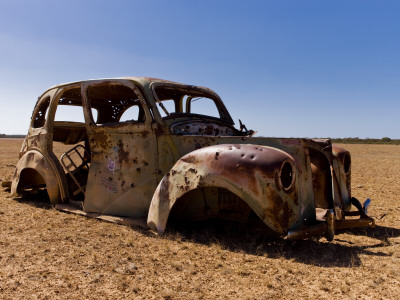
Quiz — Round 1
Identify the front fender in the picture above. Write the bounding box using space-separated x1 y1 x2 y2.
11 150 65 204
332 145 352 211
147 144 300 235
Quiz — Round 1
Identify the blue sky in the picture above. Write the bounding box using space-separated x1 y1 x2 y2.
0 0 399 138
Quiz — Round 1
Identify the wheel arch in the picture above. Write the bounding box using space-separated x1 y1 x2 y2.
11 150 66 204
147 144 300 235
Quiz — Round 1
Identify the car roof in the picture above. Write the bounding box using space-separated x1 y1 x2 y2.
38 77 217 99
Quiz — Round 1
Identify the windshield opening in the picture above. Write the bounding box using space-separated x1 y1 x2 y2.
153 85 226 121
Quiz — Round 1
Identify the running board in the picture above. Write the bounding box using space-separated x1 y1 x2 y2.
55 203 150 231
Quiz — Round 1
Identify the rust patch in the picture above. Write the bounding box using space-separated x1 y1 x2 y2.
31 136 39 148
27 152 35 162
205 126 214 135
274 170 281 192
159 177 170 204
188 168 197 174
92 131 109 150
141 131 149 138
117 141 129 164
215 144 288 196
264 188 295 233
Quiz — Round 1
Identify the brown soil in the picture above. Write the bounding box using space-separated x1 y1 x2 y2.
0 139 399 299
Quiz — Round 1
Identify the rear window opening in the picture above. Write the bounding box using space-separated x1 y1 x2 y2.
32 96 50 128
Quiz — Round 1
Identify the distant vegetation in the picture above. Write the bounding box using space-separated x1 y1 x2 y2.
330 137 400 145
1 133 399 144
0 134 25 138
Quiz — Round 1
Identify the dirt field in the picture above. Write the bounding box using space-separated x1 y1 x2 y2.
0 139 399 299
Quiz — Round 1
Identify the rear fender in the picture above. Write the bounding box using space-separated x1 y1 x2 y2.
11 150 65 204
147 144 300 235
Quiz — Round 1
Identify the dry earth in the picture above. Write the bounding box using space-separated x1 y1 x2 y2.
0 139 399 299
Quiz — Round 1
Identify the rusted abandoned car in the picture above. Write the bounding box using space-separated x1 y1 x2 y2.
11 77 375 240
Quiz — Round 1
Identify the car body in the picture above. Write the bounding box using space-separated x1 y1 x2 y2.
11 77 375 240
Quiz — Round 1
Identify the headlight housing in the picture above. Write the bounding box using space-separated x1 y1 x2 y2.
279 160 295 191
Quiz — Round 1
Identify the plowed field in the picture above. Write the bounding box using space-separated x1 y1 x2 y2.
0 139 399 299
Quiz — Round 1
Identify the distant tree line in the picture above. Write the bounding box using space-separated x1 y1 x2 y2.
330 137 400 145
0 133 398 144
0 134 25 138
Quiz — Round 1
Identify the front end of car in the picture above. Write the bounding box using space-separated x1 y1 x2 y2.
286 139 375 241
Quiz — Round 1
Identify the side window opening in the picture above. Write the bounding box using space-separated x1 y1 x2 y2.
55 88 98 123
55 105 98 123
52 87 91 201
53 87 89 145
32 96 50 128
120 105 141 122
87 84 145 125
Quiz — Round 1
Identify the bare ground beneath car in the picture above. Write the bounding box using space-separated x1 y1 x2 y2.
1 139 399 299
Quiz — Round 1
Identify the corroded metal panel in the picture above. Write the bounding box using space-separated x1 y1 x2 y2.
148 143 310 235
332 145 352 211
166 135 317 224
81 80 158 218
11 150 62 203
83 126 158 217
